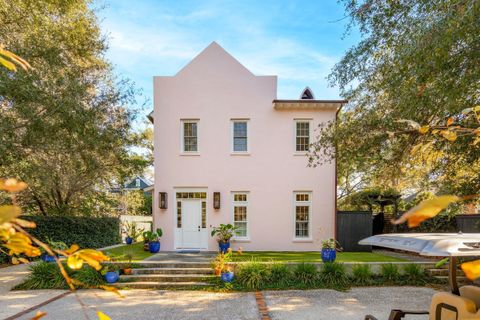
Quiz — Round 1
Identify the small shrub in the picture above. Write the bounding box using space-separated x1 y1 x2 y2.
293 263 318 286
319 262 348 288
16 262 67 289
74 265 105 287
351 264 373 285
267 262 291 286
403 263 426 284
236 260 270 290
380 263 400 282
15 262 105 290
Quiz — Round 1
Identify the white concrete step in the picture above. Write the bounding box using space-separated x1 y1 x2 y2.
132 267 213 275
112 281 211 289
120 274 214 283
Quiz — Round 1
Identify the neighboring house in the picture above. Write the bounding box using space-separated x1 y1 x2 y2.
151 42 346 251
110 176 153 215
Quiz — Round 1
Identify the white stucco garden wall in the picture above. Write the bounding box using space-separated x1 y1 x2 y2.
153 42 336 251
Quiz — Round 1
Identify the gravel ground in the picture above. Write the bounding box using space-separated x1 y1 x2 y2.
17 289 259 320
264 287 436 320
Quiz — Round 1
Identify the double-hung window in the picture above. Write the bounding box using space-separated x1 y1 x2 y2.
232 192 248 239
232 120 248 153
295 120 311 152
181 120 198 153
294 192 311 239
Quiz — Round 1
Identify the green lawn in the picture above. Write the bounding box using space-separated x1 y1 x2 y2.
102 243 153 261
232 251 407 263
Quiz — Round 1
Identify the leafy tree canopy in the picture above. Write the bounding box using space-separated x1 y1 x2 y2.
0 0 149 215
310 0 480 198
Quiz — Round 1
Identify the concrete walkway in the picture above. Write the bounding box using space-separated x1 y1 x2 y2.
145 251 216 263
0 264 30 294
3 287 436 320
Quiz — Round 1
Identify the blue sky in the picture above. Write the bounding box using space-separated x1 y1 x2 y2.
98 0 360 120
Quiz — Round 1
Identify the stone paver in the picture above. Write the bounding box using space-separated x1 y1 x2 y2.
264 287 436 320
0 289 67 319
0 264 30 294
19 289 259 320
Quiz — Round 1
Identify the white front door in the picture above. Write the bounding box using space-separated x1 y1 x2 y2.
181 200 202 248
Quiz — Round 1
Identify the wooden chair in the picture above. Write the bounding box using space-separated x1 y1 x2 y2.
364 286 480 320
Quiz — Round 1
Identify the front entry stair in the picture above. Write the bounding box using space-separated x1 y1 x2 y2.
112 262 214 289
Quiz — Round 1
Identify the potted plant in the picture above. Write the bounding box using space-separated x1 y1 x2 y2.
124 221 144 245
321 238 341 263
121 252 134 275
211 249 232 276
143 228 163 253
221 266 234 283
211 224 238 253
102 264 120 283
41 239 68 263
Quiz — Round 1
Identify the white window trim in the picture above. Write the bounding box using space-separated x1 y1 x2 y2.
231 119 250 155
293 191 313 241
231 191 250 240
293 119 313 155
180 119 200 155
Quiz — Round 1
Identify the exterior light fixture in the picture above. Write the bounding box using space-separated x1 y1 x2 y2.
159 192 168 209
213 192 221 209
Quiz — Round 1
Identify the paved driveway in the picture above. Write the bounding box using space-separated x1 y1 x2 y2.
1 287 436 320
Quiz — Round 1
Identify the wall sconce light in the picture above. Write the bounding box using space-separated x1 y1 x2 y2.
159 192 168 209
213 192 221 209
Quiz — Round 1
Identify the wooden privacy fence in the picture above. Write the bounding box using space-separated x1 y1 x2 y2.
336 211 372 252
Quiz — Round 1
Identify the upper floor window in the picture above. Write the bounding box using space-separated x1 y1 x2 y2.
181 120 198 152
135 178 141 187
232 120 248 153
295 120 311 152
294 192 311 239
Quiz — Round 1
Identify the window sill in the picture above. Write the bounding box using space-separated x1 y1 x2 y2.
230 152 251 156
293 152 308 157
180 153 200 156
292 238 313 243
233 238 251 242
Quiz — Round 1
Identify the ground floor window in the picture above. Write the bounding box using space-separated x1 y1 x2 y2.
294 192 311 238
232 192 248 238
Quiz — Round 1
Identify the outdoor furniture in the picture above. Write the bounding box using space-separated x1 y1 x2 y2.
365 286 480 319
359 233 480 320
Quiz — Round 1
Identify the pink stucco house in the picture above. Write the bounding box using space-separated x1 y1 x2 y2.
152 42 346 251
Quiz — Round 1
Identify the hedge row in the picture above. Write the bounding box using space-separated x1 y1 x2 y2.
22 216 121 249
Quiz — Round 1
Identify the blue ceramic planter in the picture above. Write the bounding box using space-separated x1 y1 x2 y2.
321 248 336 263
218 241 230 253
125 237 133 245
104 271 119 283
41 253 55 263
148 241 160 253
221 271 234 283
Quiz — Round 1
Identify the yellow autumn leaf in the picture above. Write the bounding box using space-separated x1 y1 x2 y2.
67 254 84 270
461 260 480 281
64 244 80 255
0 178 28 193
100 285 125 298
392 195 460 228
14 218 36 228
11 257 19 265
0 56 16 71
30 311 47 320
4 232 41 257
440 130 457 142
473 105 480 112
0 205 21 225
97 311 111 320
418 126 429 134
